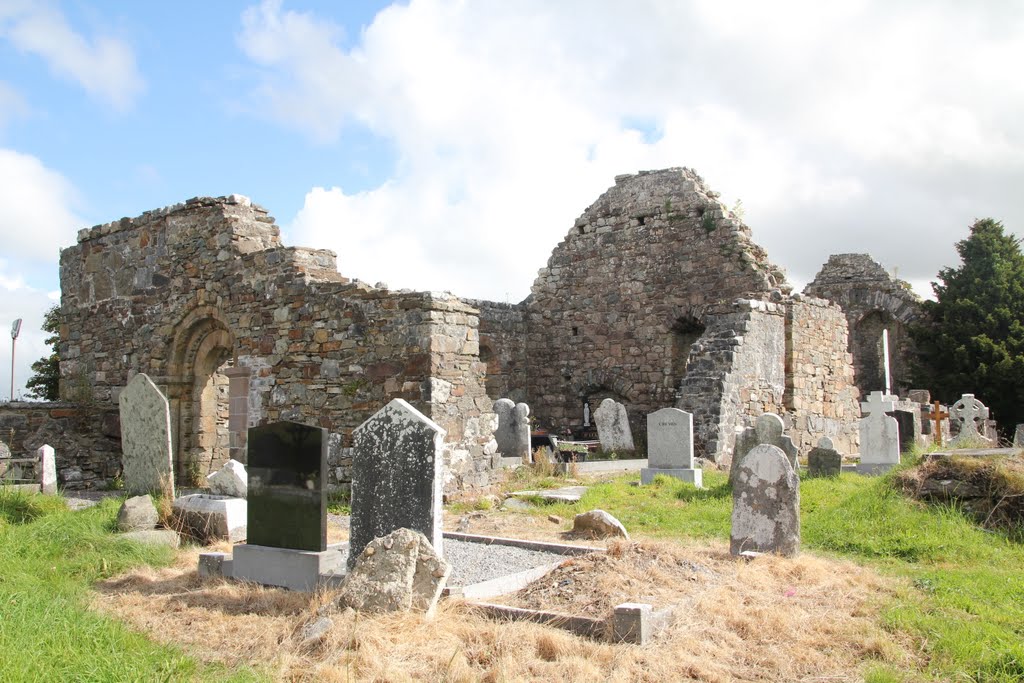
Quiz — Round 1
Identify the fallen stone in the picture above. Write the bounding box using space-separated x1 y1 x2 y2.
510 485 588 503
300 616 334 646
120 529 180 548
172 493 247 543
547 514 562 524
336 528 451 615
206 459 247 498
572 509 630 539
116 495 159 532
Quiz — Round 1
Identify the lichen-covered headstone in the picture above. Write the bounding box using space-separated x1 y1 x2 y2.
730 443 800 557
730 413 798 482
641 407 701 486
950 394 994 446
857 391 900 475
38 444 57 494
807 436 841 478
594 398 634 453
247 420 328 551
119 373 174 496
350 399 445 569
1014 424 1024 449
493 398 532 462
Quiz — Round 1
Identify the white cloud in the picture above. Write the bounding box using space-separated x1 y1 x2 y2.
0 81 28 130
0 259 55 401
0 1 144 110
0 148 84 265
240 0 1024 300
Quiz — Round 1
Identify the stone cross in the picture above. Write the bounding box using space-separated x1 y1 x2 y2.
730 443 800 557
857 390 900 475
924 401 949 447
807 437 842 478
119 373 174 497
594 398 635 453
493 398 532 462
641 408 701 486
350 399 446 569
950 394 992 446
730 413 798 482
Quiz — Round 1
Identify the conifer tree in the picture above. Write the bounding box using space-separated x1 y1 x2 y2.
25 305 60 401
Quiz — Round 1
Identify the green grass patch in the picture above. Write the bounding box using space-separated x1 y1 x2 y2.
0 487 262 682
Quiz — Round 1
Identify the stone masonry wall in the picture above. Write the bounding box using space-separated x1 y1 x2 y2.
784 295 861 455
59 196 498 494
804 253 922 397
525 168 788 437
463 299 528 404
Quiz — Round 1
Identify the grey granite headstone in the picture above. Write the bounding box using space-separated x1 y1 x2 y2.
349 399 445 570
807 437 841 478
493 398 532 462
119 373 174 496
730 413 798 482
594 398 634 453
857 391 900 475
950 394 993 446
1014 424 1024 449
730 443 800 557
641 408 701 486
38 444 57 495
246 421 327 551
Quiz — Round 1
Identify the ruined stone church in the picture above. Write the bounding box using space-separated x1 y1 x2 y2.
55 167 919 492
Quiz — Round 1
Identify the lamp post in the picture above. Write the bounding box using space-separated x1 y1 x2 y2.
10 318 21 402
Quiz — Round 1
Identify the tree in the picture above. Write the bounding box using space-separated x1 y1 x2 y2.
912 218 1024 437
25 305 60 401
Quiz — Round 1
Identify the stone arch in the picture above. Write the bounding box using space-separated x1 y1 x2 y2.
669 313 706 386
852 310 897 393
166 306 237 484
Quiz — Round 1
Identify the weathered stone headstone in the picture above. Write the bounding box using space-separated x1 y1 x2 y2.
246 420 328 551
857 391 900 475
493 398 532 463
950 394 994 446
0 440 11 479
207 458 247 498
730 413 798 482
807 436 842 478
350 399 445 569
38 444 57 495
594 398 634 453
119 373 174 496
641 407 701 486
730 443 800 557
1015 424 1024 449
117 494 159 532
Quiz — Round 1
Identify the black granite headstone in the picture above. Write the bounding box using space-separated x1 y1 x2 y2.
246 420 327 552
349 399 445 569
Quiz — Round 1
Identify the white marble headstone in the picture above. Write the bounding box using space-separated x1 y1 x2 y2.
642 407 701 486
119 373 174 496
857 390 900 475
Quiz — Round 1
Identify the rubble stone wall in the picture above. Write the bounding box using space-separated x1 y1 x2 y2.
464 299 528 404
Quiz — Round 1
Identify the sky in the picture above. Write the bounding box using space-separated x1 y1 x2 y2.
1 0 1023 400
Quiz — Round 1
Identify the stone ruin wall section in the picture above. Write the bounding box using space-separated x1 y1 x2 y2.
462 299 529 405
58 196 496 492
523 168 787 439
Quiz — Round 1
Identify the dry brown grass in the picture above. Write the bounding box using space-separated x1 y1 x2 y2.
91 538 915 682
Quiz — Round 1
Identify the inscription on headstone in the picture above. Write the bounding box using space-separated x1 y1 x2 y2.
493 398 532 462
246 421 327 552
119 373 174 496
349 399 446 569
594 398 634 453
641 408 701 486
730 443 800 557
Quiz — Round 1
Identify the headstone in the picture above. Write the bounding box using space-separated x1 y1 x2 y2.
923 401 950 446
950 394 993 446
857 391 900 475
730 443 800 557
246 420 328 551
907 389 931 405
493 398 532 463
891 407 918 453
730 413 798 482
349 399 445 569
119 373 174 496
1015 424 1024 449
0 440 9 479
641 407 702 486
206 459 247 498
336 528 451 615
38 445 57 495
172 493 247 543
594 398 634 453
116 495 159 532
807 437 842 478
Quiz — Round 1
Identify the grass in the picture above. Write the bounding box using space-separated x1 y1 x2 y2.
0 487 262 682
501 461 1024 682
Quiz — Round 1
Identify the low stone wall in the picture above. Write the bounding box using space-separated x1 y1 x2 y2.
0 402 122 490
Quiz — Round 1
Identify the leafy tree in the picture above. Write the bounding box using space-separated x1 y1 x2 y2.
912 218 1024 437
25 305 60 401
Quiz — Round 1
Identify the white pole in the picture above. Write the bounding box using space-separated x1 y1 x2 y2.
882 328 892 396
10 318 22 401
